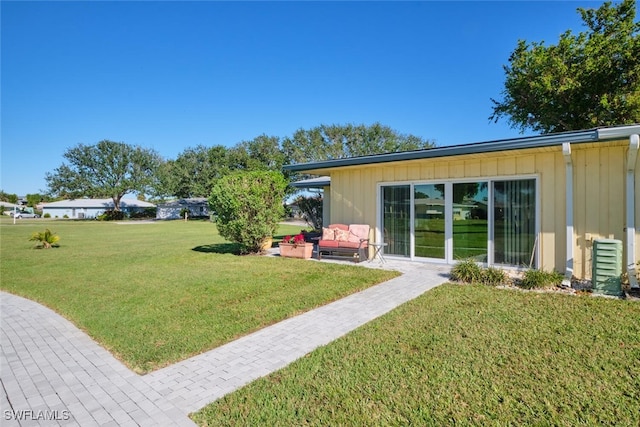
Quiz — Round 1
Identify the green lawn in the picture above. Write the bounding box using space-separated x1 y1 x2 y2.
193 284 640 426
0 217 398 373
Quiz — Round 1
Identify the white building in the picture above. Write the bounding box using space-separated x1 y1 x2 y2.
42 198 156 219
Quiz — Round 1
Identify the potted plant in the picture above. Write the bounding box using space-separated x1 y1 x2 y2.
279 233 314 259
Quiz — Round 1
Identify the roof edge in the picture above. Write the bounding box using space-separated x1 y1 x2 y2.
283 125 640 172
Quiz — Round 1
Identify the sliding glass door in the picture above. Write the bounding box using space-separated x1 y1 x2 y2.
493 179 537 266
414 184 445 259
380 178 537 267
382 185 410 256
452 182 488 262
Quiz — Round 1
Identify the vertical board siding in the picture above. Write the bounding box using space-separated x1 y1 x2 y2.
539 152 560 272
571 145 626 278
328 142 632 279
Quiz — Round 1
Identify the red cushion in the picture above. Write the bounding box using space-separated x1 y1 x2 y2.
338 241 361 249
319 239 340 248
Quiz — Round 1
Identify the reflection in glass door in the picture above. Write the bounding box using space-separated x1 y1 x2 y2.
382 186 410 256
452 182 488 261
414 184 445 259
494 179 536 266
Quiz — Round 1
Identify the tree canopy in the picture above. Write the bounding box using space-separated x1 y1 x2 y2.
282 123 435 164
150 123 432 199
44 123 433 202
45 140 161 211
490 0 640 133
154 145 230 199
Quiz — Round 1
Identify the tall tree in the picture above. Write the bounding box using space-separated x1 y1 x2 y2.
0 190 18 204
490 0 640 133
231 135 285 171
45 140 161 211
156 145 230 199
282 123 435 165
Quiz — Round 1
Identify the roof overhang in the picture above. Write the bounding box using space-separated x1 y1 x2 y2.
283 124 640 173
290 176 331 188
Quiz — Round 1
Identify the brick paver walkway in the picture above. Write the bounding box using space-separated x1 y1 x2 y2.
1 261 449 426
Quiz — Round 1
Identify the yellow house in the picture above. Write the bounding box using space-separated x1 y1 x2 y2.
285 125 640 285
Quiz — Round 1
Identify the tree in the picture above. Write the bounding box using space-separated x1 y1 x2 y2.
209 170 288 254
282 123 435 165
0 190 18 204
230 135 286 171
45 140 161 211
490 0 640 133
155 145 230 199
295 194 323 230
26 193 49 207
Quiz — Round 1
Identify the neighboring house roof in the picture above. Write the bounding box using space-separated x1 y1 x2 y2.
0 201 20 209
43 198 156 208
283 124 640 172
157 198 208 208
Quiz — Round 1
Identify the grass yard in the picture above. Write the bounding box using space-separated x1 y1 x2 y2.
193 284 640 426
0 217 398 373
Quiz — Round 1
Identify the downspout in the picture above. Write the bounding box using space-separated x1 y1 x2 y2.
626 135 639 288
562 142 574 286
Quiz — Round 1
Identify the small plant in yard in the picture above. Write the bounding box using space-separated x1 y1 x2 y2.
482 266 508 286
29 229 60 249
450 258 483 283
520 268 563 289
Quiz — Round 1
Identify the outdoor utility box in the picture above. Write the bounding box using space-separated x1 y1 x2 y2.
592 239 623 297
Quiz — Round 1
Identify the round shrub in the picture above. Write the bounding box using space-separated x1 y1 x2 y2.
209 170 287 254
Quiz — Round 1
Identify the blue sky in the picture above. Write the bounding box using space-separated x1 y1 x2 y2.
2 1 604 196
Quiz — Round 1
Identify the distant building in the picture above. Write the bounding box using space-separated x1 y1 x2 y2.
42 198 156 219
156 198 209 220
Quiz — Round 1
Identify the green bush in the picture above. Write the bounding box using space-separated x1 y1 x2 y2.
43 213 51 218
63 214 69 219
450 259 483 283
209 170 288 254
520 269 564 289
482 267 508 286
130 207 157 219
97 210 126 221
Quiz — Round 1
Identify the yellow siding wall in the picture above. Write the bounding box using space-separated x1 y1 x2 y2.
572 144 627 278
327 140 635 278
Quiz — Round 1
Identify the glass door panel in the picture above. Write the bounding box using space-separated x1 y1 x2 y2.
452 182 488 261
493 179 536 266
414 184 445 259
382 186 410 256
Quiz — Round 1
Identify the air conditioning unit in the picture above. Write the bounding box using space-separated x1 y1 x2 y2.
592 239 623 297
